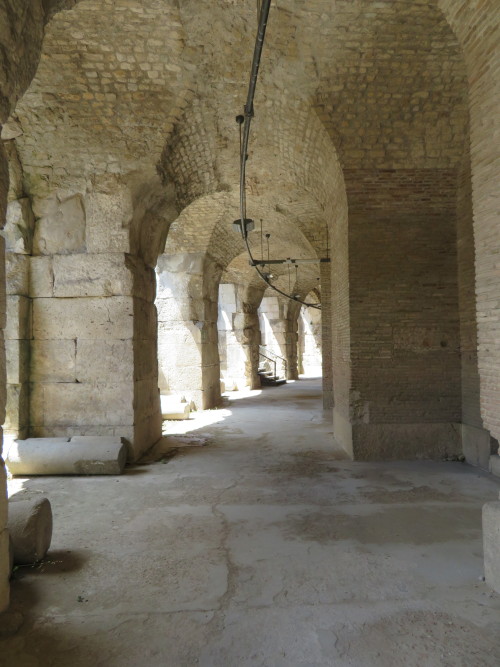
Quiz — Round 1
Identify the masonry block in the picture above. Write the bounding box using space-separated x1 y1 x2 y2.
483 501 500 594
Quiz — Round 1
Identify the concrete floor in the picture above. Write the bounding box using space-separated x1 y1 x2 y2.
1 377 500 666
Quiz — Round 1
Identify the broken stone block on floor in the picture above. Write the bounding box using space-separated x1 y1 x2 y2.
160 395 190 420
8 494 53 565
5 436 127 476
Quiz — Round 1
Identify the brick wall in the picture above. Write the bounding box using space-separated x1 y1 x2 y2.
346 169 462 459
438 0 500 444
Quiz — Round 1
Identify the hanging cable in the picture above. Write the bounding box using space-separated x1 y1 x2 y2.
237 0 321 310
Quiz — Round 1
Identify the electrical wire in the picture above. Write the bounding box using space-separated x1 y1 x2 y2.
238 0 321 310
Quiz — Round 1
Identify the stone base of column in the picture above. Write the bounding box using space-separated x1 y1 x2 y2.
351 422 462 460
483 500 500 594
333 408 353 458
461 423 492 469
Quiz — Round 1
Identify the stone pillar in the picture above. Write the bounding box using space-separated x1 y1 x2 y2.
217 284 248 391
320 262 333 410
284 301 300 381
298 303 323 376
0 142 9 612
29 186 161 461
2 143 33 442
236 285 263 390
156 252 221 410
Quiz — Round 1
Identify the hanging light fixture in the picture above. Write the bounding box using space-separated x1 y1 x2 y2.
234 0 326 310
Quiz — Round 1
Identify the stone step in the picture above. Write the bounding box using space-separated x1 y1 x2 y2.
160 395 190 420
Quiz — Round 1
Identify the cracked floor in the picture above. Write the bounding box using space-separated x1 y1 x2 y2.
2 377 500 666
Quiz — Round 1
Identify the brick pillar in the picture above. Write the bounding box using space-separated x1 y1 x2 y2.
345 169 462 460
320 262 333 409
156 252 221 410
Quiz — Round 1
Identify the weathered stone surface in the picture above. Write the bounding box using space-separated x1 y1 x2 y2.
3 199 34 254
32 296 134 340
7 495 52 564
0 530 9 612
352 422 462 461
29 256 54 298
75 339 133 383
483 501 500 594
489 456 500 479
5 339 29 384
85 187 131 254
30 382 134 428
33 194 86 255
5 295 31 340
6 437 127 476
462 424 492 470
5 252 29 296
4 384 28 433
52 253 135 298
30 339 76 383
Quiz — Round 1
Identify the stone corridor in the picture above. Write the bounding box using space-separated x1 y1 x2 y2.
1 378 499 666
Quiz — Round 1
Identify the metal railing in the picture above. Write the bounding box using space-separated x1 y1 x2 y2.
258 345 287 379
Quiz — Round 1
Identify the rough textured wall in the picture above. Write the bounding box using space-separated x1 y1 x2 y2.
258 296 289 378
0 139 9 613
438 0 500 445
346 169 462 459
0 0 47 615
29 182 161 460
156 252 222 410
456 146 492 468
457 149 482 430
3 142 33 441
298 304 322 376
218 283 247 392
319 262 333 411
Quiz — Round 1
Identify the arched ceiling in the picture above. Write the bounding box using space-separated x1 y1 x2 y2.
6 0 468 272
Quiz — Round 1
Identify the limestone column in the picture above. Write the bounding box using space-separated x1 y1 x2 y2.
320 262 333 409
29 184 161 461
235 285 264 390
217 284 248 391
284 300 300 381
156 252 222 410
0 142 10 612
2 143 33 442
299 303 323 376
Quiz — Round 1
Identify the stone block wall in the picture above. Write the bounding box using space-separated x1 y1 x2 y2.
345 169 462 459
156 252 221 410
0 143 9 613
298 302 322 376
217 283 248 392
258 295 289 378
0 0 46 615
3 142 33 442
28 186 161 460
